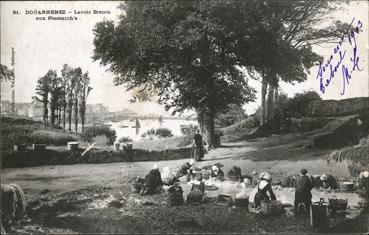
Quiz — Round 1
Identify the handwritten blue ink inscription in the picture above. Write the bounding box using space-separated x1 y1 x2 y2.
316 17 363 96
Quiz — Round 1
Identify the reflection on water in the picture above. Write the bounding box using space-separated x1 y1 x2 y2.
108 119 197 141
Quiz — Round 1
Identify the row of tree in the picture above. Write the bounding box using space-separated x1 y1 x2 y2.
33 64 92 133
92 1 351 146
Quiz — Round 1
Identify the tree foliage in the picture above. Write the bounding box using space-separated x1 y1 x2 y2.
33 70 55 127
33 66 92 132
93 1 257 146
92 0 348 144
0 64 14 81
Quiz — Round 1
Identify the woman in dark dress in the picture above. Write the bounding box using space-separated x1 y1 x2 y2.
192 129 204 161
187 173 205 204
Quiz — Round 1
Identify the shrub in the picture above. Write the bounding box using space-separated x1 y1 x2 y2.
84 125 116 145
286 91 321 117
93 135 109 146
141 127 173 139
141 128 156 139
118 136 133 143
216 104 248 128
31 130 79 145
155 128 173 138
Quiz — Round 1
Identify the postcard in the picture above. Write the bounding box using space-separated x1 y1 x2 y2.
1 1 368 234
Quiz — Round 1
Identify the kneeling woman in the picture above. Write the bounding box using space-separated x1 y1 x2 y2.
187 173 206 204
254 172 276 208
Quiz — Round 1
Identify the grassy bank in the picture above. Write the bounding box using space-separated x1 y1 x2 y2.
1 117 83 150
1 147 192 168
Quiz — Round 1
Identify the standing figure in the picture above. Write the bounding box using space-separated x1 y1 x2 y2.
359 171 369 198
254 172 276 208
192 129 204 161
294 169 313 215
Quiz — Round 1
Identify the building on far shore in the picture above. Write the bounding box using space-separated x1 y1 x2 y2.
1 100 12 114
1 100 109 121
28 100 43 118
16 102 29 116
86 103 109 115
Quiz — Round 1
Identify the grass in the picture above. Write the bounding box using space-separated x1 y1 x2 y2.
118 136 133 143
83 125 116 145
1 117 82 150
133 135 193 151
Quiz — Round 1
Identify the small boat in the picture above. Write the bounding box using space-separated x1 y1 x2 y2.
119 125 129 128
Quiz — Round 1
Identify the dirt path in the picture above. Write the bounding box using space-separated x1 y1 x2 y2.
1 133 367 234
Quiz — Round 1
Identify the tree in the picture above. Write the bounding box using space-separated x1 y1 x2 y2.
92 1 256 146
215 104 248 128
79 72 92 133
33 70 55 127
231 1 349 124
0 64 14 81
49 75 63 127
286 91 321 117
73 67 83 133
62 65 77 132
61 64 73 131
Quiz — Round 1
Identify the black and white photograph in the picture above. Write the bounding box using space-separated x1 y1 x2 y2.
1 0 368 234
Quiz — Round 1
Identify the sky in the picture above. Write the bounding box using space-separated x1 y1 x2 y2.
1 1 368 115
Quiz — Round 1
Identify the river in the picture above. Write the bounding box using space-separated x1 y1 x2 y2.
107 118 198 141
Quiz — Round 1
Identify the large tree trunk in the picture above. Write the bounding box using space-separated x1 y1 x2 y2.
196 109 206 135
43 102 48 128
81 114 85 133
274 84 279 110
266 84 275 122
74 98 78 133
50 105 56 128
58 107 61 127
205 107 217 148
260 76 268 125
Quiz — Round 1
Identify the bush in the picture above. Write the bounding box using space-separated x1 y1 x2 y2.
84 125 116 145
118 136 133 143
216 104 248 128
141 128 156 139
31 130 79 145
141 127 173 139
93 135 110 146
286 91 321 117
155 128 173 138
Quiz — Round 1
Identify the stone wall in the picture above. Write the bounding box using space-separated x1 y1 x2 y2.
1 147 192 168
307 97 369 117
